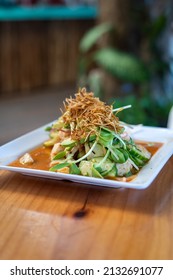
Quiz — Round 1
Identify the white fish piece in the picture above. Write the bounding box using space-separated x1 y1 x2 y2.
19 153 34 165
116 159 132 176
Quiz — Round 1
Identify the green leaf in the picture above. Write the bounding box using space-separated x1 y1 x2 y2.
93 48 149 83
70 163 81 175
92 166 103 178
49 162 69 172
45 126 52 132
98 128 114 147
79 22 114 53
53 151 66 160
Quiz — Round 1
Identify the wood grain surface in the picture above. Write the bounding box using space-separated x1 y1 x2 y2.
0 156 173 260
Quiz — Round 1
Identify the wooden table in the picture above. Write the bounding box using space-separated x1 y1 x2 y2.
0 155 173 260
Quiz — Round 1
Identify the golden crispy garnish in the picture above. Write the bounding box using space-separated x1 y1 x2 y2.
60 88 122 140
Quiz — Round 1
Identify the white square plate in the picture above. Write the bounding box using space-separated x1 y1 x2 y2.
0 122 173 189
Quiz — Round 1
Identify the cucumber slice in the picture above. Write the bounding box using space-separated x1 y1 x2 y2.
92 157 114 175
79 160 103 178
85 143 105 160
128 145 151 162
105 165 117 178
44 138 58 147
128 154 145 168
52 117 64 129
79 161 93 176
110 147 126 163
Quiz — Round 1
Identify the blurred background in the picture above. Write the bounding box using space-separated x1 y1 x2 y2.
0 0 173 145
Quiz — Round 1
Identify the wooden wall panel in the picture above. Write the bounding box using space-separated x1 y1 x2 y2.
47 21 66 86
0 19 94 98
0 23 14 95
11 23 20 93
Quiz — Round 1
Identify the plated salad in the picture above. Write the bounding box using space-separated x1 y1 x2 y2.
42 88 151 180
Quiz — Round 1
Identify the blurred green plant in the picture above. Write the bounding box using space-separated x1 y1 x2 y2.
93 48 149 83
78 16 172 127
79 22 149 85
111 94 171 127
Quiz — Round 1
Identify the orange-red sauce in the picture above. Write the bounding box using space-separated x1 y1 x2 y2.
9 141 163 173
10 145 51 171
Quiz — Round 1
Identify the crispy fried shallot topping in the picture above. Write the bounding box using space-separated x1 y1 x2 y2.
61 88 122 140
